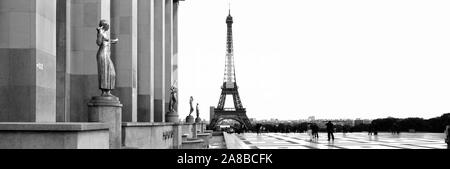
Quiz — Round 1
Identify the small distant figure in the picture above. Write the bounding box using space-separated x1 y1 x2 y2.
311 123 319 140
445 125 450 149
255 124 259 135
373 126 378 136
307 123 313 142
392 122 400 135
256 124 262 135
326 121 335 142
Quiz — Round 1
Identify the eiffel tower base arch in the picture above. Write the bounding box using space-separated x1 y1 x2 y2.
209 110 252 130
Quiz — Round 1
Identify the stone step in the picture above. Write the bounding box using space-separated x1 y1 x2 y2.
182 139 205 149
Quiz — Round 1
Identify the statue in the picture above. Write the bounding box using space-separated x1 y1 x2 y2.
96 20 119 97
196 103 199 118
189 96 194 116
168 84 178 113
195 103 202 123
88 20 121 148
186 96 195 123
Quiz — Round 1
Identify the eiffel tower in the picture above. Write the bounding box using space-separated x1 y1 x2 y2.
209 9 252 130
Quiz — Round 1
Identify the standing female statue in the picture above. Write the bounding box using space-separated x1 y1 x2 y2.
196 103 200 118
189 96 194 116
96 20 119 97
168 84 178 113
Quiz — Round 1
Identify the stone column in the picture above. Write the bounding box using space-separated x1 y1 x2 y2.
173 0 179 99
0 0 57 122
154 0 165 122
137 0 155 122
56 0 70 122
110 0 138 122
164 0 179 123
67 0 111 122
192 123 198 139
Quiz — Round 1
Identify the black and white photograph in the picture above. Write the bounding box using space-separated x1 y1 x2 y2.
0 0 449 168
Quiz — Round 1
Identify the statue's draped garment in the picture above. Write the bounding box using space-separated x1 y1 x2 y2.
96 28 116 90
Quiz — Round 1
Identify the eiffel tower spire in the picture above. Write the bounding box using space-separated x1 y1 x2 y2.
224 6 236 89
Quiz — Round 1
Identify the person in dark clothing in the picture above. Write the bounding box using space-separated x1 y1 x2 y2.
310 123 318 140
326 121 335 141
256 124 262 135
313 124 319 139
445 125 449 149
392 123 400 135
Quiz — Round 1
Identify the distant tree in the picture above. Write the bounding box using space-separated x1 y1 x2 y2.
397 118 430 132
352 124 370 132
371 117 399 131
299 122 308 132
335 124 343 132
343 125 352 133
427 113 450 132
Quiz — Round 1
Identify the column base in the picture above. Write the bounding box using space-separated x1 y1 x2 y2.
88 96 123 149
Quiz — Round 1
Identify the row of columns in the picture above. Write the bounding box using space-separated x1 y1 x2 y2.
0 0 181 123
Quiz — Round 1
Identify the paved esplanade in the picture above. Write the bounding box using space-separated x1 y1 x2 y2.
225 133 447 149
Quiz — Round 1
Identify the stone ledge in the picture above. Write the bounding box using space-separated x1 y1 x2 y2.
0 123 109 131
122 122 179 127
183 139 204 144
179 122 207 125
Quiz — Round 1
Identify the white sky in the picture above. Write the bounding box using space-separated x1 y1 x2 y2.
178 0 450 121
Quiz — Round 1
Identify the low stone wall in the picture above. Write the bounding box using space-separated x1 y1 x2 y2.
197 123 206 133
181 123 195 138
122 122 182 149
0 122 210 149
180 123 207 138
0 123 110 149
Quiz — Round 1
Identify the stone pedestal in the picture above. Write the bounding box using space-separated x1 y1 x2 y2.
185 115 194 123
166 112 179 123
195 117 202 123
88 96 123 149
192 123 198 139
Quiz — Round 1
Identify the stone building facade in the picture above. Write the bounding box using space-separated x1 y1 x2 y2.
0 0 210 149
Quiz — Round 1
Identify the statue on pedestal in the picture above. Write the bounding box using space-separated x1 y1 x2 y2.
168 84 178 113
88 20 122 149
195 103 201 123
166 81 180 123
186 96 195 123
189 96 194 116
96 19 119 97
196 103 199 118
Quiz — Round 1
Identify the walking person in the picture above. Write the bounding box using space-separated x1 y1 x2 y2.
326 121 335 142
445 125 450 149
312 123 319 140
368 124 373 135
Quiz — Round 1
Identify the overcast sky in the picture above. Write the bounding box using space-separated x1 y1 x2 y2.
178 0 450 121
